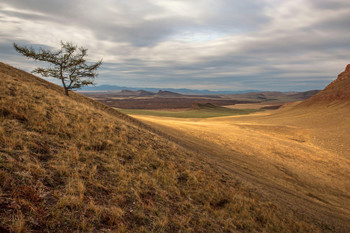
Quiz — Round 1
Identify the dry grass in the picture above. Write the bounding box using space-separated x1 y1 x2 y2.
133 100 350 232
0 62 326 232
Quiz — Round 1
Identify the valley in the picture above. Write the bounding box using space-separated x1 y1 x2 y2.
81 89 317 110
80 65 350 232
1 62 331 232
1 63 349 232
131 104 350 230
113 66 350 231
2 1 350 232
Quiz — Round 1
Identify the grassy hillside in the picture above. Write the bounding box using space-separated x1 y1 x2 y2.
0 62 324 232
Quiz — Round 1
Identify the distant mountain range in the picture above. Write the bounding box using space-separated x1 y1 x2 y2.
79 84 262 94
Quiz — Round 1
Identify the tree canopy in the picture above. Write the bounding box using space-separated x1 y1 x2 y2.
14 41 102 96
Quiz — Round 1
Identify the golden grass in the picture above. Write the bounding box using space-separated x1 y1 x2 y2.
133 101 350 231
0 62 327 232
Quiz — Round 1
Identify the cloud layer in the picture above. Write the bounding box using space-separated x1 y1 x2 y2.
1 0 350 91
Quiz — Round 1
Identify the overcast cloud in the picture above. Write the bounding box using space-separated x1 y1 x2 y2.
1 0 350 91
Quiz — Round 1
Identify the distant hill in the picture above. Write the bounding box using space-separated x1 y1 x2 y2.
191 103 218 110
137 90 155 96
286 90 320 100
107 89 155 97
82 86 320 102
154 90 183 98
228 90 320 101
0 62 322 232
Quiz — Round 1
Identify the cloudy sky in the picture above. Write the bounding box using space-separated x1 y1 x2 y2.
1 0 350 91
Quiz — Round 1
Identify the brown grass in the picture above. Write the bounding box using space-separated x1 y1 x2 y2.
0 62 326 232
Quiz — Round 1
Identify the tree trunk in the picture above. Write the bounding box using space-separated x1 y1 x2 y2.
64 88 69 96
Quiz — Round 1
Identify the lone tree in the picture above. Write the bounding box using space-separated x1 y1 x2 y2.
14 41 102 96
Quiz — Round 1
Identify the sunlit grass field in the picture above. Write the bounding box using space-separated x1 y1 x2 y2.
132 102 350 231
119 107 259 118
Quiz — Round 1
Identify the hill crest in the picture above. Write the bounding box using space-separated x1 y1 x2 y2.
331 64 350 85
298 64 350 106
154 90 183 97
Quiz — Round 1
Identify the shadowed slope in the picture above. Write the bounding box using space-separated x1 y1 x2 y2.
0 62 324 232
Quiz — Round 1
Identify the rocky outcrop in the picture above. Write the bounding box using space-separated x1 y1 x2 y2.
300 64 350 105
328 64 350 85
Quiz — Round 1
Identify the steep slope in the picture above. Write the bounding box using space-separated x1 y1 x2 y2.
0 62 323 232
300 64 350 106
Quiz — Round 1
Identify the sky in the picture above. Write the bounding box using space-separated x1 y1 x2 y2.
1 0 350 91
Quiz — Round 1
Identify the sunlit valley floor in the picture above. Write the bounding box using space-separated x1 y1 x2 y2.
132 102 350 230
